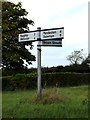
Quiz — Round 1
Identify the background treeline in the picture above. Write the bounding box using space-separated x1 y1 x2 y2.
2 72 89 91
2 64 90 76
42 65 90 73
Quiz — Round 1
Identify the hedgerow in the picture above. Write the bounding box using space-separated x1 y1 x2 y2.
2 72 89 90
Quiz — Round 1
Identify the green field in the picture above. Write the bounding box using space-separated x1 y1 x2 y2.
2 85 88 118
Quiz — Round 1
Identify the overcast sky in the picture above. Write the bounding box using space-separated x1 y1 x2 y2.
10 0 88 68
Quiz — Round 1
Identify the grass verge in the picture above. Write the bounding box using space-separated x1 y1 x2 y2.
2 85 88 118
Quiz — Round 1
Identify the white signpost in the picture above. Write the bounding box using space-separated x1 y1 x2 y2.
18 27 64 99
18 27 64 42
41 27 64 40
18 31 37 42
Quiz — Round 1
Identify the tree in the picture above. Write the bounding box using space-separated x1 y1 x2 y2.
1 1 35 71
67 49 86 66
81 53 90 67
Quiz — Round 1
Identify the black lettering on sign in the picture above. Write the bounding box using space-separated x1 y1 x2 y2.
43 31 56 34
21 37 29 40
42 30 57 38
52 42 58 44
43 41 51 44
20 34 28 37
43 35 54 38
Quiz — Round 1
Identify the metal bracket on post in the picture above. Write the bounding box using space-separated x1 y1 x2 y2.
37 27 41 99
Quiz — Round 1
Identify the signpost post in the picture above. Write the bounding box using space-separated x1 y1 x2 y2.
37 27 41 99
18 27 64 99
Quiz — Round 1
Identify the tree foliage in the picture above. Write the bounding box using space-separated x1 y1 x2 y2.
2 1 35 71
66 49 86 66
81 53 90 67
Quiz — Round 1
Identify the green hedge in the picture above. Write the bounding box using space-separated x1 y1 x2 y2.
2 72 90 91
42 72 89 87
2 73 37 91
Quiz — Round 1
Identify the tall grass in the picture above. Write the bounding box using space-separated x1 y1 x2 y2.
32 88 69 104
2 85 88 118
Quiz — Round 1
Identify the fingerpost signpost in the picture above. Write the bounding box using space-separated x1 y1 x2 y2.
18 27 64 99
